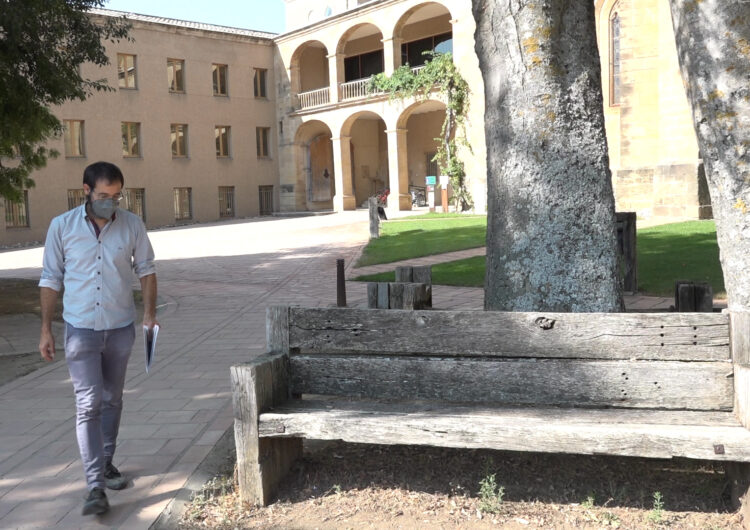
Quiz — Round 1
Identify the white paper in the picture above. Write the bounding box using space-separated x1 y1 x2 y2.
143 324 160 373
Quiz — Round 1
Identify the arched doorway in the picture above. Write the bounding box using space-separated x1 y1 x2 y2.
336 23 385 101
290 41 330 109
341 111 389 208
295 120 335 210
393 2 453 70
399 99 449 207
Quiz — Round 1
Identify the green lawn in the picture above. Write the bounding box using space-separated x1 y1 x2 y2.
354 220 725 297
355 214 487 267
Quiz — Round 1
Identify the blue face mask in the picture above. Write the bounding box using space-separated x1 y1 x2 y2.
89 196 119 220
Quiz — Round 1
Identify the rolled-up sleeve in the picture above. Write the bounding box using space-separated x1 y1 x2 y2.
132 219 156 278
39 218 64 291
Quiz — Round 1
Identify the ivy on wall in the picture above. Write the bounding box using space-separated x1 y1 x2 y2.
367 52 473 211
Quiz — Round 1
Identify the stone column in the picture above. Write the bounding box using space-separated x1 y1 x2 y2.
385 128 412 212
327 53 344 103
288 65 300 109
332 135 356 211
381 36 403 75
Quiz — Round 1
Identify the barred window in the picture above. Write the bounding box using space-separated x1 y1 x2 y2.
174 187 192 220
64 120 85 157
218 186 235 218
67 189 86 210
609 5 621 106
124 188 146 221
167 58 185 92
212 64 228 96
118 53 137 89
121 122 141 157
256 127 270 158
253 68 267 98
5 191 30 228
215 126 231 157
171 124 188 157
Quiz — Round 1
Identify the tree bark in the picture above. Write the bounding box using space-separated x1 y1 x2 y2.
669 0 750 312
473 0 623 312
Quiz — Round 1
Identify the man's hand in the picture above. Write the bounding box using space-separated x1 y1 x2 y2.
143 314 160 330
39 287 59 362
39 328 56 361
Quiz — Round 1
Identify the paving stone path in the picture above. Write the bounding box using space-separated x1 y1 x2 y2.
0 211 677 529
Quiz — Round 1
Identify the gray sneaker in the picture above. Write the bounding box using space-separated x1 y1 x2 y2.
104 462 128 490
82 487 109 516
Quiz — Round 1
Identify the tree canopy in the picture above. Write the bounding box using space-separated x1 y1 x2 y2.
0 0 129 202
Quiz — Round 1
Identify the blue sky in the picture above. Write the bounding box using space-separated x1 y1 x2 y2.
103 0 286 34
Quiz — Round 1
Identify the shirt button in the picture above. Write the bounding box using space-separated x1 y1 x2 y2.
96 302 100 306
97 287 100 290
98 256 101 260
97 272 101 275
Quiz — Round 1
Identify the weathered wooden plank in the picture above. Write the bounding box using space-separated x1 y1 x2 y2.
287 308 730 360
366 283 378 309
395 266 413 283
289 356 733 410
258 400 750 461
735 365 750 428
376 283 389 309
412 266 432 286
266 306 289 353
731 311 750 365
403 283 430 310
389 283 404 310
231 354 301 506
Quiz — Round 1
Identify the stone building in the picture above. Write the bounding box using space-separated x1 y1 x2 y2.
0 0 707 246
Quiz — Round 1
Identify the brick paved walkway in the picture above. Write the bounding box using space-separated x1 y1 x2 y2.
0 212 689 528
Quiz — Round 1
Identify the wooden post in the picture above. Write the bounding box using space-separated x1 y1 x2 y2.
368 197 379 239
412 266 432 285
367 283 378 309
377 282 390 309
231 354 301 506
389 283 405 309
730 311 750 517
615 212 637 293
395 266 413 283
675 281 713 312
336 258 346 307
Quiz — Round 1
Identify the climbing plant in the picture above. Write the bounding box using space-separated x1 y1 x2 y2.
367 52 473 211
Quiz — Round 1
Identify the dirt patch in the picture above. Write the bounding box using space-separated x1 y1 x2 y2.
0 352 56 386
0 278 63 319
179 441 742 529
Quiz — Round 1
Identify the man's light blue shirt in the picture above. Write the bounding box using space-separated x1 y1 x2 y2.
39 205 156 331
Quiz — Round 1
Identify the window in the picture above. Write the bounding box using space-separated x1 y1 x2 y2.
401 32 453 68
218 186 235 218
117 53 137 89
173 187 192 220
124 188 146 220
67 189 86 210
5 191 29 228
253 68 267 98
344 49 384 82
259 185 273 216
171 124 188 157
215 126 231 157
212 64 228 95
64 120 85 157
256 127 270 158
167 58 185 92
121 122 141 157
609 4 621 106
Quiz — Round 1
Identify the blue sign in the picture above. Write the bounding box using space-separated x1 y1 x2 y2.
425 175 437 186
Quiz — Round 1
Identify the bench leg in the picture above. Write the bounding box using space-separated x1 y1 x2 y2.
237 436 302 506
726 462 750 521
232 356 301 506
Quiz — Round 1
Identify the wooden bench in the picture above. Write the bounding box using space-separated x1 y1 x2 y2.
231 306 750 507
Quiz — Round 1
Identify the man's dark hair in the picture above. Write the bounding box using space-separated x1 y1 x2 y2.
83 162 125 189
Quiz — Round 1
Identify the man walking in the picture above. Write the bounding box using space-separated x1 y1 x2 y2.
38 161 158 516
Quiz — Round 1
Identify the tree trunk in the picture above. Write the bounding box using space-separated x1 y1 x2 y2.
473 0 623 312
669 0 750 312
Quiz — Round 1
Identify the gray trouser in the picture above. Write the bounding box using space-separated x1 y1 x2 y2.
65 322 135 490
